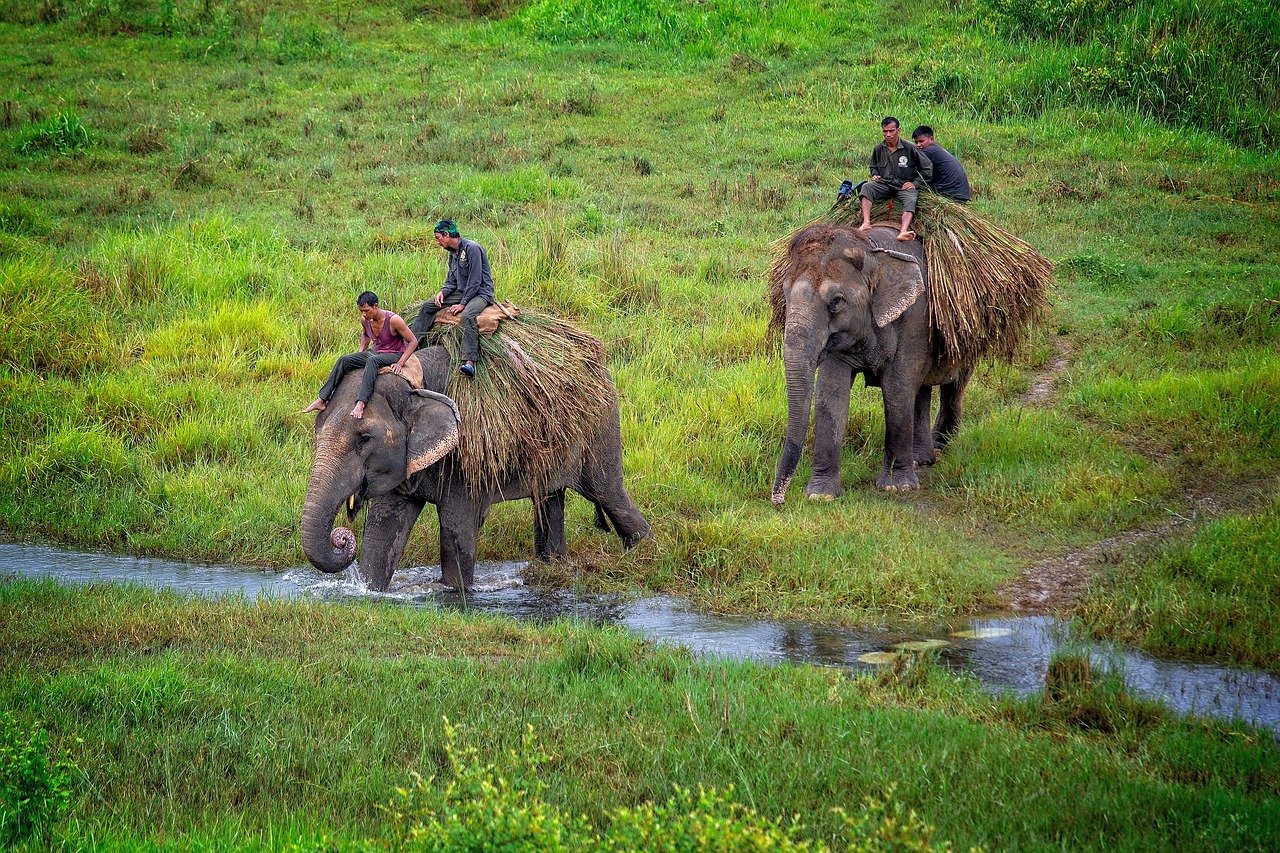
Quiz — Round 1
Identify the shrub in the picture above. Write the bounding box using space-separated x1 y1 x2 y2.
387 721 954 850
0 713 78 846
14 110 91 156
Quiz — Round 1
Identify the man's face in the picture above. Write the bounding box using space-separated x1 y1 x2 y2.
913 134 934 149
433 231 450 249
359 303 380 322
882 122 900 146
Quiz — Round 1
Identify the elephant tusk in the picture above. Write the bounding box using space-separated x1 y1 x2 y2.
348 494 357 512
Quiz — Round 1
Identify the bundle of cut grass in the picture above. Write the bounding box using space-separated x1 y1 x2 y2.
412 308 612 498
768 192 1052 363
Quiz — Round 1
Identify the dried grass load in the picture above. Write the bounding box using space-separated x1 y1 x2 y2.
411 308 614 498
768 193 1053 364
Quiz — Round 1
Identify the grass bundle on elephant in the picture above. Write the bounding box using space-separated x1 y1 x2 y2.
412 308 614 498
768 192 1053 364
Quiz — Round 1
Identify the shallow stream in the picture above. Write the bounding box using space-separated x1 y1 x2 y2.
4 542 1277 736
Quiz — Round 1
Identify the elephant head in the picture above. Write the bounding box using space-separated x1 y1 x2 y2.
772 225 925 505
301 384 460 573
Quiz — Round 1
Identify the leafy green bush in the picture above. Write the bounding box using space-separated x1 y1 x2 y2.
986 0 1280 147
386 720 954 850
0 713 78 846
14 110 91 156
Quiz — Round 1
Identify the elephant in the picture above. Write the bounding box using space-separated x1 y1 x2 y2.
772 223 973 500
301 344 652 590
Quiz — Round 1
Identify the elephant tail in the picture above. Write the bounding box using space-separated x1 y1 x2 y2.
593 503 612 534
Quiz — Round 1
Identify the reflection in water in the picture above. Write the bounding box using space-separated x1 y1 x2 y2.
3 542 1277 735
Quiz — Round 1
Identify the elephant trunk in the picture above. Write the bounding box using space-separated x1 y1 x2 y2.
301 441 361 574
773 298 824 506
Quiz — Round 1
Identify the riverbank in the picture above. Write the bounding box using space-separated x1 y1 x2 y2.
3 580 1278 848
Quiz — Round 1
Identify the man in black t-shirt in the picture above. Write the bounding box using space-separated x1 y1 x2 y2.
912 125 971 203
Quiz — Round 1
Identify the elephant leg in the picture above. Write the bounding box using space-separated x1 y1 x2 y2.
533 489 568 561
358 492 425 591
877 376 920 492
805 356 853 500
934 366 972 451
438 491 481 589
913 385 938 466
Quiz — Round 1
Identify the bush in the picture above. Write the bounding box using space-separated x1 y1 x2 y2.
386 721 954 850
0 713 78 846
986 0 1280 148
14 110 91 156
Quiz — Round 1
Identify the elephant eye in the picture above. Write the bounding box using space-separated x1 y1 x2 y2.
827 294 845 313
357 431 373 445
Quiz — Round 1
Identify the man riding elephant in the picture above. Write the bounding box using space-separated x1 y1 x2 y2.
412 219 494 378
856 116 933 242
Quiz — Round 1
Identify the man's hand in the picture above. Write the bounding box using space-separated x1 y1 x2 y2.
870 175 882 182
448 304 464 316
903 181 916 190
392 361 404 375
433 290 445 307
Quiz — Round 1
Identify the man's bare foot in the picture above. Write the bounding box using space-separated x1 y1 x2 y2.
896 230 916 241
857 221 873 232
302 398 326 414
350 401 366 419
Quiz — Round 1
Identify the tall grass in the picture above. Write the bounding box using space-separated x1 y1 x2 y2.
985 0 1280 147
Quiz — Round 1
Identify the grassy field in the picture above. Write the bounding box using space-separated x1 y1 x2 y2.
2 2 1280 844
1 0 1278 637
3 580 1278 849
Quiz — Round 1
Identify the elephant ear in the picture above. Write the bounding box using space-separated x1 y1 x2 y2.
406 389 461 475
867 247 926 328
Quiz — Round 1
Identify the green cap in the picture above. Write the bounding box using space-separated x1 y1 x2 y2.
433 218 460 237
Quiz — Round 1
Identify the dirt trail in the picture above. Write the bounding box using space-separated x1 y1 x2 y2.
997 481 1277 615
1020 335 1072 406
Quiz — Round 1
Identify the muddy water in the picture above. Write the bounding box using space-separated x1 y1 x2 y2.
4 543 1278 735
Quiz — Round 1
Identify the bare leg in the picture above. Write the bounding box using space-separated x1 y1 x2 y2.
350 400 366 419
302 398 326 413
858 195 873 231
897 211 916 241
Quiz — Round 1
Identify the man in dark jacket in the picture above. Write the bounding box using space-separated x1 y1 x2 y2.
911 125 971 202
412 219 495 378
857 116 933 241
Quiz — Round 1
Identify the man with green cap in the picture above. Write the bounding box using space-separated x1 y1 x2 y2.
412 219 495 377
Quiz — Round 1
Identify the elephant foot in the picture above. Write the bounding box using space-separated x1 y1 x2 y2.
914 448 939 467
804 477 842 502
876 467 919 492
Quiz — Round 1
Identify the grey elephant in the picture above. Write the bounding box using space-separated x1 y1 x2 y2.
771 223 976 499
301 344 652 590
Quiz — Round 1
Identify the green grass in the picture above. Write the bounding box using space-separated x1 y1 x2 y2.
1078 495 1280 670
2 581 1278 849
0 0 1276 644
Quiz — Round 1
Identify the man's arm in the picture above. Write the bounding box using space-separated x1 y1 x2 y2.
360 325 372 352
440 257 458 300
389 315 418 374
460 244 485 302
916 148 934 184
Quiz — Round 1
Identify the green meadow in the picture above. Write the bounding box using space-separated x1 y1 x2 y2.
1 0 1279 845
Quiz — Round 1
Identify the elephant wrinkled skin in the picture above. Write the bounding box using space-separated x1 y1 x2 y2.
772 223 973 500
301 345 651 590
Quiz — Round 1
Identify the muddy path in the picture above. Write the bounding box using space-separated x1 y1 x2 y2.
997 477 1278 616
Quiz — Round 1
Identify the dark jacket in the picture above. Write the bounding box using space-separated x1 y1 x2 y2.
441 237 495 304
869 141 933 188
